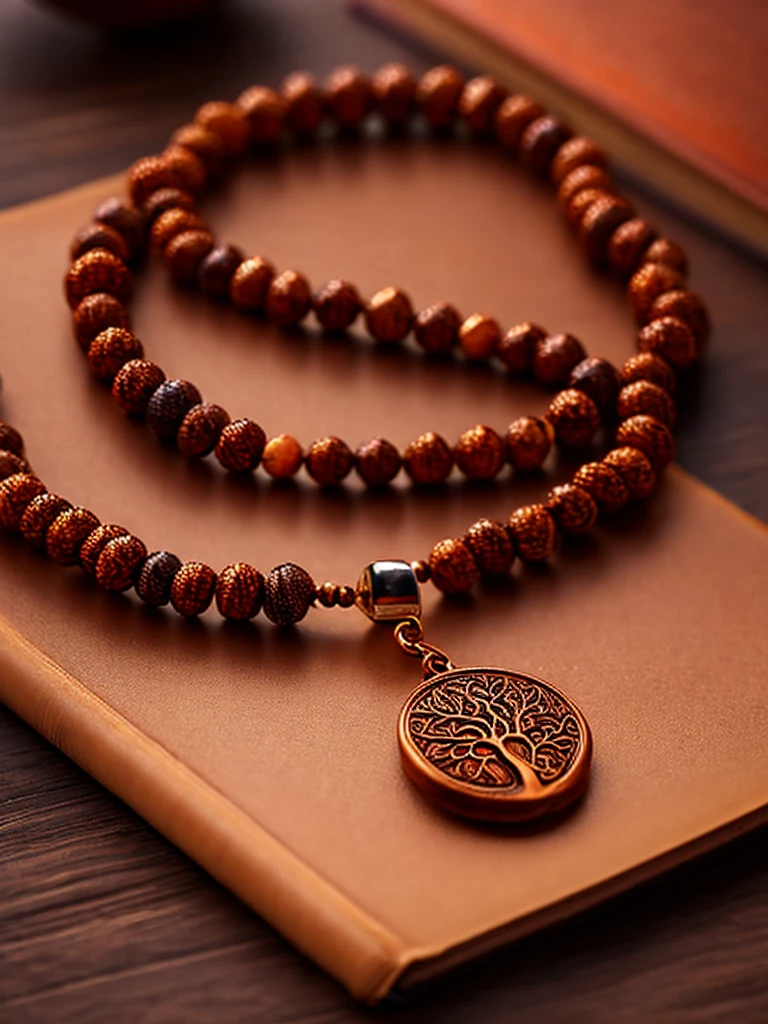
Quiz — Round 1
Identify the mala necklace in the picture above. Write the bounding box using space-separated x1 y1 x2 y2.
0 64 710 824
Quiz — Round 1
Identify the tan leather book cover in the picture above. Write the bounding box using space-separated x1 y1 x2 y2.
0 152 767 1002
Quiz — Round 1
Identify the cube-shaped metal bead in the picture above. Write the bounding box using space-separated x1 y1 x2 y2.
355 560 421 622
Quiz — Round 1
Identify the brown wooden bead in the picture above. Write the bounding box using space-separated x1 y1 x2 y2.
454 425 505 480
215 418 266 473
533 333 587 386
147 379 202 440
547 389 601 449
621 352 676 394
177 403 230 458
463 518 514 576
628 263 685 322
413 302 461 355
170 123 228 176
645 237 688 276
266 269 311 327
556 164 614 212
324 66 372 127
312 279 361 332
638 316 697 371
194 101 250 156
215 562 265 620
46 506 100 564
648 290 710 349
565 186 612 230
127 155 180 208
79 523 130 575
237 85 286 145
458 314 500 361
112 359 166 417
93 198 146 258
0 450 28 481
520 116 572 177
0 474 46 531
416 65 465 128
607 218 658 276
372 62 416 125
162 229 215 283
263 562 316 625
546 483 598 535
198 244 244 298
95 535 147 592
579 195 634 264
87 327 143 382
508 504 557 561
497 321 546 374
617 381 676 429
354 438 401 487
364 286 413 343
458 75 506 134
505 416 554 471
568 357 621 416
70 222 130 264
19 494 71 549
603 446 656 500
65 248 131 309
229 256 276 310
403 431 453 485
616 415 675 469
281 71 324 135
152 171 213 211
150 207 206 252
305 436 354 487
572 461 629 513
494 94 544 150
550 136 607 184
262 434 303 479
170 561 217 617
162 145 207 195
0 423 24 458
136 550 182 607
428 537 479 594
73 293 129 351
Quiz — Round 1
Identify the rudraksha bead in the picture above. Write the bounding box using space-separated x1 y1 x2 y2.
229 256 275 310
265 269 311 327
147 379 202 441
79 523 129 575
603 446 656 500
403 431 453 485
607 218 657 277
372 63 416 125
136 550 182 607
493 94 544 150
127 155 181 208
312 279 361 332
198 244 244 299
556 164 614 212
519 116 572 176
170 561 217 617
616 415 675 469
416 64 465 128
177 403 230 458
263 562 316 625
508 504 557 561
364 286 413 343
305 436 354 487
505 416 554 471
568 357 621 417
578 194 634 264
0 451 28 481
647 290 710 349
546 483 598 535
215 562 265 620
454 425 505 480
428 537 479 594
533 333 587 386
194 101 250 156
215 418 266 472
170 123 228 176
237 85 286 144
281 71 324 135
93 198 146 258
645 237 688 276
572 461 629 513
354 437 401 486
65 249 131 309
547 389 601 449
19 494 71 549
458 75 506 134
70 223 130 264
458 313 500 361
413 302 461 355
550 136 607 184
566 186 612 229
0 423 25 458
142 187 197 221
621 352 676 394
0 474 46 530
163 229 215 283
95 534 147 592
638 315 697 371
463 518 514 576
73 293 130 351
627 263 684 322
497 322 546 374
162 145 207 195
150 208 206 251
87 327 143 382
112 359 166 417
262 434 304 479
617 381 676 429
324 66 372 128
46 506 100 564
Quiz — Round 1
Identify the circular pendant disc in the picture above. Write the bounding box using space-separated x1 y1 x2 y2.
398 667 592 823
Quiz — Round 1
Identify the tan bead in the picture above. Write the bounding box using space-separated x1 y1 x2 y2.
454 424 505 480
546 484 598 534
281 71 324 135
312 279 361 332
354 438 401 486
505 416 554 471
578 195 634 264
519 116 572 177
566 186 612 230
215 562 265 620
458 75 506 133
621 352 677 394
262 434 303 479
162 229 215 283
568 357 621 416
0 450 28 481
533 333 586 386
79 523 130 575
508 504 557 561
229 256 275 310
572 461 629 513
428 537 479 594
177 403 230 458
194 101 250 156
266 270 311 327
19 493 72 549
112 359 166 417
70 222 129 264
497 321 546 374
413 302 461 355
616 415 675 469
263 562 316 625
648 290 710 349
416 65 465 127
215 418 266 473
72 293 129 351
628 263 684 322
198 244 244 299
162 145 207 195
550 136 607 184
46 506 100 564
364 286 413 343
170 561 217 617
237 85 286 144
556 163 614 212
305 436 354 487
463 518 514 576
547 389 601 449
324 66 372 127
87 327 143 382
403 431 453 485
603 446 656 499
645 237 688 276
458 314 500 361
493 94 543 150
65 248 131 309
0 473 46 530
170 123 227 176
607 218 658 276
372 63 416 125
95 535 147 592
638 316 696 371
151 207 207 252
92 198 146 259
617 381 676 429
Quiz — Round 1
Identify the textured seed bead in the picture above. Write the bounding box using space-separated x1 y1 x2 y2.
46 507 100 564
362 286 411 343
617 381 676 429
65 249 131 309
566 187 613 230
603 446 656 500
0 451 28 481
151 208 206 252
136 551 182 607
607 218 658 276
572 461 629 513
171 561 217 617
126 156 178 207
454 425 506 480
93 198 146 258
579 195 634 264
458 314 500 361
556 164 614 212
616 415 675 469
428 538 479 594
195 101 250 156
459 76 506 134
547 389 601 449
215 419 266 473
0 474 46 530
87 327 143 382
463 519 514 576
163 229 215 283
229 257 275 310
403 431 453 485
497 322 546 374
162 145 208 195
170 124 228 176
19 494 71 549
505 416 554 471
71 223 130 264
546 484 598 535
95 535 148 592
312 279 361 332
508 504 557 561
355 438 401 486
550 136 607 184
568 357 621 417
645 237 688 276
281 71 324 135
147 379 202 440
0 424 24 458
112 360 166 417
520 116 572 176
533 333 587 386
413 302 461 355
621 352 676 394
648 290 710 349
262 434 304 479
237 85 286 145
80 523 130 575
372 63 416 125
305 436 354 487
263 562 316 625
493 94 543 151
416 65 465 128
638 317 697 373
198 244 244 299
628 263 684 322
266 270 311 327
73 293 130 351
142 186 197 221
215 562 265 620
177 403 230 458
324 66 372 127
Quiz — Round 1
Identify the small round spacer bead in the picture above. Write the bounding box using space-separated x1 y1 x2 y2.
647 290 710 350
458 75 507 134
505 415 554 471
403 431 453 485
215 418 266 473
493 94 544 150
170 561 218 617
458 314 501 361
87 327 143 382
142 187 197 222
508 504 557 561
0 450 28 481
519 116 573 176
92 198 146 258
627 263 684 322
411 559 431 583
263 562 316 625
73 293 130 352
615 415 675 470
572 461 629 513
46 507 100 565
463 518 514 575
198 244 244 299
533 332 587 386
556 164 614 212
637 316 697 371
312 279 362 332
607 218 658 277
497 321 547 374
550 136 607 184
413 302 461 355
324 66 373 127
236 85 287 145
70 222 130 264
372 62 417 125
617 381 676 429
645 237 688 276
546 389 601 449
337 585 356 608
95 535 148 592
170 124 228 177
0 423 24 458
229 256 275 310
281 71 324 135
568 356 621 417
316 582 340 608
150 208 207 252
566 186 613 230
194 101 250 156
621 352 677 394
265 269 312 327
112 359 166 417
603 446 656 500
364 287 413 343
162 229 215 284
546 483 598 535
65 249 131 309
428 537 479 594
215 562 265 620
161 145 208 195
79 523 130 575
304 436 354 487
578 194 634 264
416 64 465 128
147 379 202 441
262 434 304 479
454 424 506 480
354 438 402 487
19 494 72 549
0 474 47 531
136 550 182 607
177 403 230 459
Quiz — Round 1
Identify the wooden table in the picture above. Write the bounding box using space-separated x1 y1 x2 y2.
1 1 766 1020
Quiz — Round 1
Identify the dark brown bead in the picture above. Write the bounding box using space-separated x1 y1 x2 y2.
607 218 658 276
79 524 130 575
170 123 228 176
354 438 402 487
198 244 244 298
262 434 303 479
237 85 286 145
628 263 685 322
494 94 544 151
648 290 710 349
147 379 202 441
95 535 148 592
316 582 339 608
463 518 514 576
337 585 356 608
324 66 372 128
127 155 181 208
572 461 629 513
305 437 354 487
568 357 621 416
46 507 100 564
454 424 505 480
547 389 601 448
87 327 143 382
162 145 208 195
372 62 416 125
520 116 573 176
458 75 506 134
73 293 130 352
312 279 361 332
136 550 182 606
142 187 197 221
497 321 547 374
550 136 607 184
617 381 676 429
603 446 656 499
0 423 24 458
263 562 316 625
403 431 453 485
533 333 587 386
416 64 465 128
93 198 146 258
266 270 311 327
556 164 614 212
546 484 598 535
215 418 266 473
0 450 28 481
19 494 71 549
638 316 697 371
428 537 479 594
364 287 413 343
65 249 131 309
616 415 675 469
505 416 554 471
70 223 129 264
508 504 557 561
112 359 166 417
281 71 324 135
195 101 250 156
177 403 230 458
0 474 46 531
579 195 634 264
645 237 688 276
151 207 207 252
458 314 500 361
215 562 265 620
411 559 431 584
170 561 217 617
566 186 613 230
413 302 461 355
621 352 677 394
162 229 215 284
229 256 276 310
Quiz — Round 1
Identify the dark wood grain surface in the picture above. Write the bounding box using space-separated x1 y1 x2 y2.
0 1 766 1021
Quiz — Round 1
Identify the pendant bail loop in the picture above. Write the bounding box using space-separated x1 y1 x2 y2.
394 616 455 680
